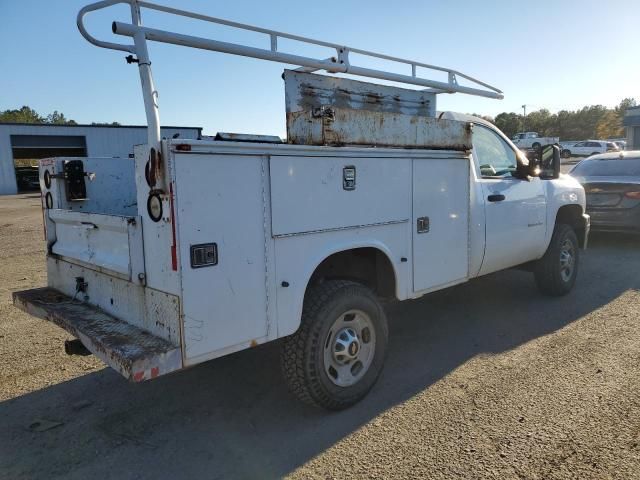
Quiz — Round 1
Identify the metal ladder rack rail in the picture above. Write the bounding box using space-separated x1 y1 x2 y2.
78 0 504 150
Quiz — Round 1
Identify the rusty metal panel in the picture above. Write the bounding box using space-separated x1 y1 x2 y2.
287 107 473 149
284 70 472 149
285 70 436 116
47 257 181 345
13 287 182 382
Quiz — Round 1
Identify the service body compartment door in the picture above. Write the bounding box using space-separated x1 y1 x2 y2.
412 158 470 292
173 153 270 364
48 209 144 281
270 155 411 236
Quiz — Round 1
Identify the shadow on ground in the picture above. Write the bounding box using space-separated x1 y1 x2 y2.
1 233 638 479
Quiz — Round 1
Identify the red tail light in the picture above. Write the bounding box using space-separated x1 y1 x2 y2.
624 191 640 199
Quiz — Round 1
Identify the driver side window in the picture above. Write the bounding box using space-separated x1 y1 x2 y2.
473 126 517 177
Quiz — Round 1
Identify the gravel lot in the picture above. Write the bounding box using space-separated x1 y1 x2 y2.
1 193 639 479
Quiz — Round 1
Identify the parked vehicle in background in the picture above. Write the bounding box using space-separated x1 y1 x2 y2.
512 132 560 150
561 140 619 158
612 139 627 150
14 166 40 191
570 151 640 233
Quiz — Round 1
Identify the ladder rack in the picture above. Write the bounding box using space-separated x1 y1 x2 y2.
78 0 504 149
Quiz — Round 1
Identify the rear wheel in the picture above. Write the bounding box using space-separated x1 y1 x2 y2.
534 224 579 296
532 142 541 151
281 280 388 410
562 149 571 158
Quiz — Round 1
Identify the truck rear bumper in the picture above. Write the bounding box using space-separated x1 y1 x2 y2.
13 287 182 382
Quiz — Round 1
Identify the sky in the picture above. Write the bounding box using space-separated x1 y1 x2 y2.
1 0 638 137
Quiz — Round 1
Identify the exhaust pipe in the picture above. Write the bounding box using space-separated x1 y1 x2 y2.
64 339 92 356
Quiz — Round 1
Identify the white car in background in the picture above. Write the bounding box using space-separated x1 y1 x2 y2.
511 131 559 150
612 139 627 150
561 140 619 158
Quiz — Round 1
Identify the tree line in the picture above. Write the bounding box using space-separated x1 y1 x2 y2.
3 100 637 141
475 98 636 141
0 106 119 126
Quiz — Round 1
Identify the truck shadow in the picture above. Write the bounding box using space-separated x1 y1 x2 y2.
1 233 638 479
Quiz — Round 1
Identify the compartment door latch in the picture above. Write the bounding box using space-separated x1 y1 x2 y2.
417 216 430 234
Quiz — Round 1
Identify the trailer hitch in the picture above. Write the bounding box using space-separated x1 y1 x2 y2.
64 339 92 356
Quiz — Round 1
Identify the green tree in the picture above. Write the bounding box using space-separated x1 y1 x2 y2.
525 109 553 136
0 106 78 125
0 106 44 123
596 110 623 139
616 98 637 115
489 99 637 141
46 110 77 125
494 112 522 138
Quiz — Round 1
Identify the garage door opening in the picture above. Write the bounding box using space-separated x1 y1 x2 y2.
11 135 87 192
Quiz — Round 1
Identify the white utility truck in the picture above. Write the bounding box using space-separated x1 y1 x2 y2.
512 132 560 150
13 1 590 410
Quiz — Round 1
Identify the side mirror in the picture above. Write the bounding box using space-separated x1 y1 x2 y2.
518 148 541 178
540 144 561 179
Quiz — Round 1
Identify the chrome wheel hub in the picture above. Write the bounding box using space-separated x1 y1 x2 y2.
559 238 575 282
333 328 360 364
323 310 376 387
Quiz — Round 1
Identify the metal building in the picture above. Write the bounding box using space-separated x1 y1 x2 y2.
624 106 640 150
0 123 202 195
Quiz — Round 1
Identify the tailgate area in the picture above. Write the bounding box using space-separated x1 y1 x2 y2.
13 288 182 382
47 209 145 282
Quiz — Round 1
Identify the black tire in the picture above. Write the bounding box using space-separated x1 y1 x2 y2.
281 280 388 410
532 142 541 151
534 224 579 296
562 149 571 159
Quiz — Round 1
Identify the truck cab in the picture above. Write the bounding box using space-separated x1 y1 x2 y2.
446 113 588 274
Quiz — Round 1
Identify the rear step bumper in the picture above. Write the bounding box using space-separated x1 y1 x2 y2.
13 287 182 382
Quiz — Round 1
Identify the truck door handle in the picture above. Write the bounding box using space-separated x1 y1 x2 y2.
487 194 505 202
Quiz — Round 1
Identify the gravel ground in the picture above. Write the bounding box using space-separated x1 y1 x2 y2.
1 194 639 479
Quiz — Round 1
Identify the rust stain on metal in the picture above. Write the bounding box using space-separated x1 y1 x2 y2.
12 287 182 382
288 106 472 150
285 71 435 118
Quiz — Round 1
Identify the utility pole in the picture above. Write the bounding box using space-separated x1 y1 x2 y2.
522 104 527 132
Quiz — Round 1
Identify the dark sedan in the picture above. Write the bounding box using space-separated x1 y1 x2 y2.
570 151 640 233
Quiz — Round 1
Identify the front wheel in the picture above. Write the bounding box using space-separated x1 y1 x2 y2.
281 280 388 410
562 149 571 159
534 224 579 296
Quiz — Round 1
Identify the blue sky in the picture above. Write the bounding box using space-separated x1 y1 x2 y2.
1 0 638 137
